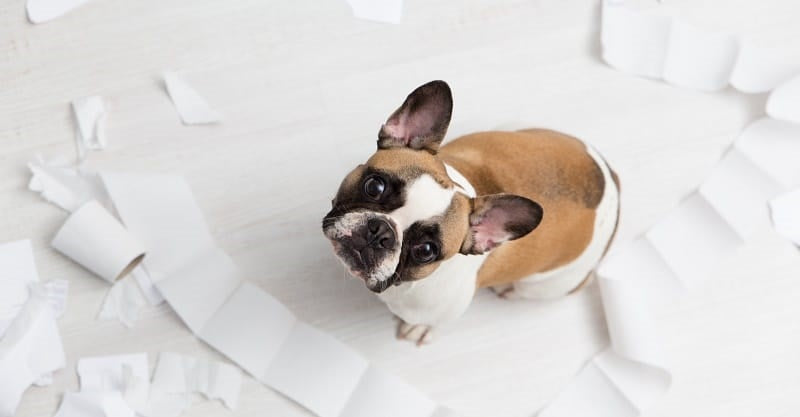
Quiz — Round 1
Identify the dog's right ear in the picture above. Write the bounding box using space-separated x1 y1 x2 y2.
378 80 453 154
460 194 543 255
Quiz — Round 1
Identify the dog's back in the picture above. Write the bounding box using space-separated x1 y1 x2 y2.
440 129 620 296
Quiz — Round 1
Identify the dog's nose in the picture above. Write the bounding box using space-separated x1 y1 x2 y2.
366 218 396 250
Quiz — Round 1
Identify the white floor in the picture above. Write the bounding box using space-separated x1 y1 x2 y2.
3 0 800 416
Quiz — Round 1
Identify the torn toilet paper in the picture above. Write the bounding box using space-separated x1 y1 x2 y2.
770 189 800 246
72 96 107 160
537 2 800 417
163 72 222 125
0 241 67 417
26 0 92 24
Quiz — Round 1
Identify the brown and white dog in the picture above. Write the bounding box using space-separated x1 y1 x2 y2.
322 80 619 344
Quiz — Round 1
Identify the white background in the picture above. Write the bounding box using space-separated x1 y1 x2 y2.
3 0 800 416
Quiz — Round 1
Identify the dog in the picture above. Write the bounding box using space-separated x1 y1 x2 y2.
322 80 619 345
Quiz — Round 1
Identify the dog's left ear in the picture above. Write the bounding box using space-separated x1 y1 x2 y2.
378 80 453 153
461 194 543 255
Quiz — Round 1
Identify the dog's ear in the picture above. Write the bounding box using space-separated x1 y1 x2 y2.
378 80 453 153
461 194 543 255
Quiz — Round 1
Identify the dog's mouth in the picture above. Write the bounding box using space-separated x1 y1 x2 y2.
328 239 393 293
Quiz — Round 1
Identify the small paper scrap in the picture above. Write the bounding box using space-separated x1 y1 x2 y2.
97 277 148 328
72 96 107 160
28 155 108 212
770 188 800 246
346 0 402 24
147 352 242 413
54 352 241 417
163 72 222 125
26 0 92 24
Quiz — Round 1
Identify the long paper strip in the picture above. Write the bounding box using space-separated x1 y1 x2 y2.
539 2 800 416
100 172 453 417
770 188 800 246
601 1 799 92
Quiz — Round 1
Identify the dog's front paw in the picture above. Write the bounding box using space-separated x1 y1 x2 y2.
395 320 434 346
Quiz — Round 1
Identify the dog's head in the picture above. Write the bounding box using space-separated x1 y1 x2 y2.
322 81 543 292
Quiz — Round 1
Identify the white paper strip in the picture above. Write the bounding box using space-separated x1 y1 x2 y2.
646 192 742 287
51 200 146 283
72 96 107 160
734 118 800 189
26 0 92 24
150 352 242 410
97 278 148 328
0 289 65 417
698 149 784 239
602 0 800 93
163 72 222 125
600 2 671 79
770 188 800 246
346 0 403 24
100 172 442 417
766 74 800 124
730 41 800 93
662 20 739 91
0 241 41 338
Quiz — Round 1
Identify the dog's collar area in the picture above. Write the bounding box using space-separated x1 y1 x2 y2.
444 163 476 198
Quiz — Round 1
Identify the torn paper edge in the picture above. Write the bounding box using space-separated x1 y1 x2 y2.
162 72 222 125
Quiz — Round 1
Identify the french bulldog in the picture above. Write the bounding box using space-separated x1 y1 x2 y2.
322 80 619 345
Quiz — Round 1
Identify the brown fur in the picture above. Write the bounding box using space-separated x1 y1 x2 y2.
439 129 606 288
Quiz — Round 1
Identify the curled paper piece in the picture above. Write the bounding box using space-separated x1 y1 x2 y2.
72 96 107 160
766 74 800 124
53 391 135 417
147 352 242 412
100 172 454 417
28 155 108 212
346 0 402 24
26 0 91 24
163 72 222 125
0 287 65 417
770 188 800 246
97 278 148 327
601 0 800 92
51 200 145 283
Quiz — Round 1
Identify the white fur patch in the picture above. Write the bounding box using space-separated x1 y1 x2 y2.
388 174 456 231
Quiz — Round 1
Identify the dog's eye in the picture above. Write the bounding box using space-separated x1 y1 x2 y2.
363 176 386 200
411 242 438 264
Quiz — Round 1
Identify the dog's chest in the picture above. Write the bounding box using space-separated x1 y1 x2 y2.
377 252 487 325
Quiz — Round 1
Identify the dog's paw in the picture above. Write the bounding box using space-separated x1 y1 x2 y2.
490 284 519 300
395 320 434 346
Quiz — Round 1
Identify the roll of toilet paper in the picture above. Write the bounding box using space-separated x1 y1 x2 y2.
51 200 145 283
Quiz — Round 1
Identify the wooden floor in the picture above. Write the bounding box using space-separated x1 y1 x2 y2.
3 0 800 416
